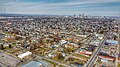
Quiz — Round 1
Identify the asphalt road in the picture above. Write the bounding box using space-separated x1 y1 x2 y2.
85 26 111 67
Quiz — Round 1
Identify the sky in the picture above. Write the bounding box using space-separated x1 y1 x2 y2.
0 0 120 16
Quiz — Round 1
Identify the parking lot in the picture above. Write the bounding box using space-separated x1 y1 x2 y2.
0 52 20 67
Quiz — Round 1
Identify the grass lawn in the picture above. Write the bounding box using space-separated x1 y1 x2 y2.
66 57 86 65
6 48 21 54
118 63 120 67
73 53 90 60
52 57 64 62
59 65 65 67
31 47 52 56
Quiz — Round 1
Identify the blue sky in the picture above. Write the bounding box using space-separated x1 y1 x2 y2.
0 0 120 16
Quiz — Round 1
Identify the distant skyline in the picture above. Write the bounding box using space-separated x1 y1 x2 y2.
0 0 120 16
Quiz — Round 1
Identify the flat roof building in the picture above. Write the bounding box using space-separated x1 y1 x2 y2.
18 51 32 59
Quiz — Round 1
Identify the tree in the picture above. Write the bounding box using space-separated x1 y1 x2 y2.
15 36 22 40
9 44 12 48
0 44 4 50
68 57 74 61
56 52 64 60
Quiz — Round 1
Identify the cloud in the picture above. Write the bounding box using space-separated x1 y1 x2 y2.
0 0 120 16
2 0 120 6
0 0 16 4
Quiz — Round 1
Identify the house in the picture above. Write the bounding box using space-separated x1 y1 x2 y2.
0 33 4 38
60 40 68 45
100 49 111 55
98 52 115 61
106 40 118 45
95 34 104 40
100 58 108 62
80 50 92 56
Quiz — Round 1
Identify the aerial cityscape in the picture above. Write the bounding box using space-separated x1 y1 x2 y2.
0 0 120 67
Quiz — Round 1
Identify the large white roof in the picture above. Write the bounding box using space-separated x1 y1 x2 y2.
18 51 32 59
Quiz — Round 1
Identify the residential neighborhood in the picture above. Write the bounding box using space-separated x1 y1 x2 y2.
0 14 119 67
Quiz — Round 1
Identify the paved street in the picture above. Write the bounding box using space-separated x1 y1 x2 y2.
85 26 111 67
